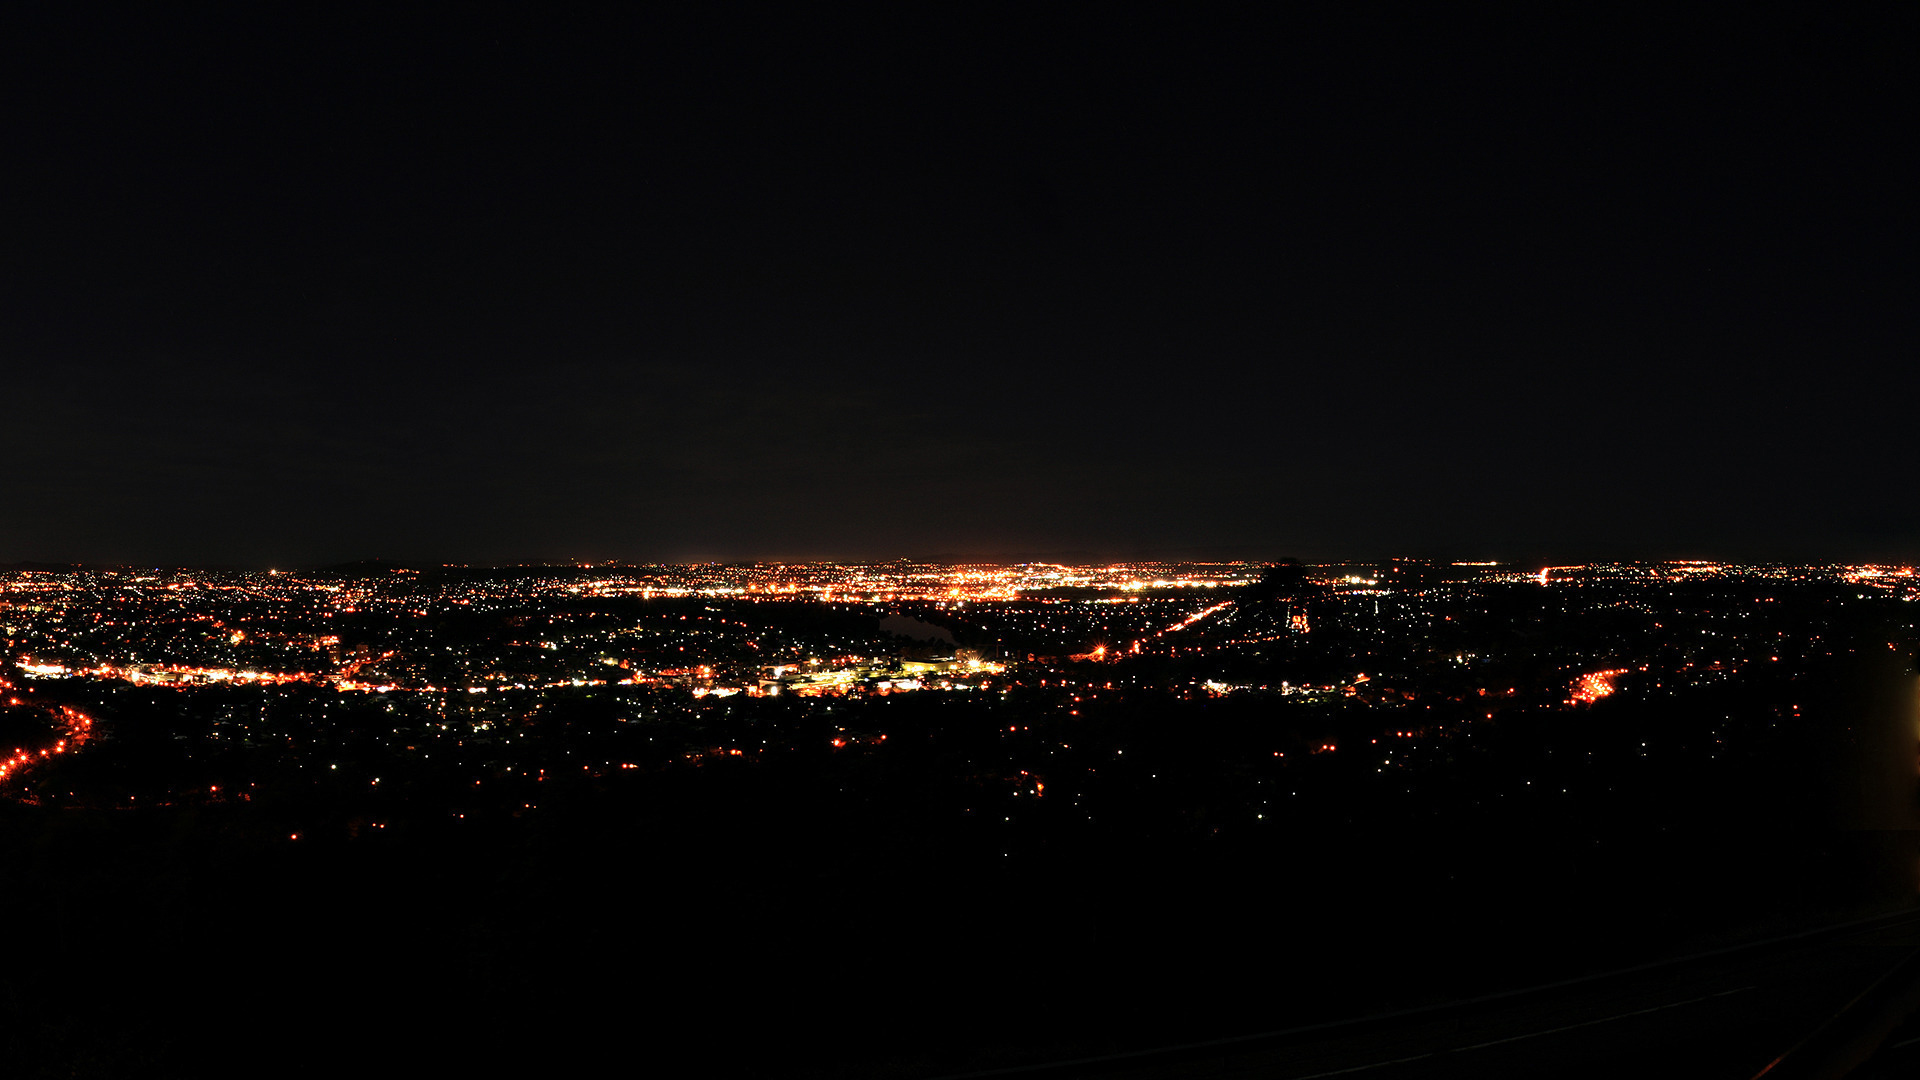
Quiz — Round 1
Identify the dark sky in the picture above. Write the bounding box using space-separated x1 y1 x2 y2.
3 6 1913 566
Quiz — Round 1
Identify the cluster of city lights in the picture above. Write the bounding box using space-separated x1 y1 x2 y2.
1570 669 1630 705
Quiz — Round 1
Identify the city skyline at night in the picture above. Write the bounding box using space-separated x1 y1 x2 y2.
2 6 1914 1078
2 551 1916 1076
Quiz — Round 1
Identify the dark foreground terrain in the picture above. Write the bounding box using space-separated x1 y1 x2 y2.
4 799 1917 1079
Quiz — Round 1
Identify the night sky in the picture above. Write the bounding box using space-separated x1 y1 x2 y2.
3 7 1913 567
